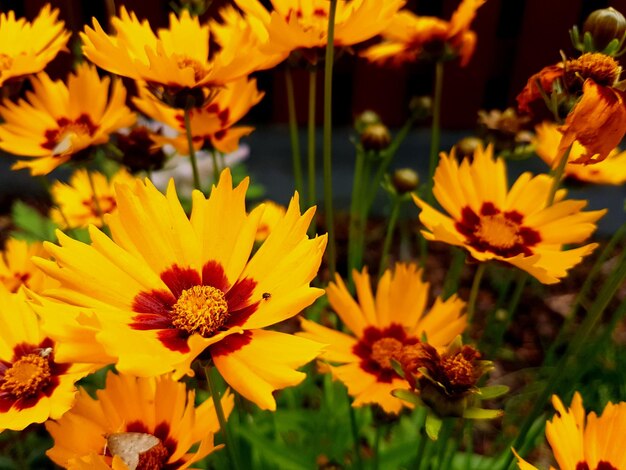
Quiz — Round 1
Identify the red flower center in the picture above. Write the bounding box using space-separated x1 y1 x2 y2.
42 114 99 154
353 324 419 383
455 202 541 257
576 462 618 470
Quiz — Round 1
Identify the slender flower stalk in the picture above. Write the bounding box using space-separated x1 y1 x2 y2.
378 194 402 278
86 170 105 227
323 0 338 277
285 67 304 199
308 68 317 210
211 149 220 184
347 148 366 278
184 105 202 191
427 60 444 204
467 263 486 324
204 365 240 470
546 143 572 205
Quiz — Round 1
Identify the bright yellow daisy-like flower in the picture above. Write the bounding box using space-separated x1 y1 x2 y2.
0 238 54 293
0 63 136 176
0 5 70 87
50 169 136 229
35 169 327 410
0 288 94 431
534 122 626 185
81 8 267 106
299 264 466 413
234 0 405 54
515 392 626 470
362 0 485 67
413 145 605 284
133 77 264 154
46 371 233 469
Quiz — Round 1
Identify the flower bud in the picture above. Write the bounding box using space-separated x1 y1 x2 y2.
391 168 419 194
583 7 626 52
456 136 483 158
355 110 381 133
360 123 391 151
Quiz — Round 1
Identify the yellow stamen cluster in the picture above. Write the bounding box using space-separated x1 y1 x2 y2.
566 52 621 87
441 353 475 388
171 285 229 337
476 214 519 249
1 354 51 397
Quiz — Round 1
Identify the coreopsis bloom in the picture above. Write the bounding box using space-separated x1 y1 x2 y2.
50 169 136 229
133 77 264 154
0 5 70 88
413 145 605 284
234 0 405 57
298 264 466 413
515 392 626 470
0 63 136 175
46 371 233 469
35 170 327 410
255 201 287 241
81 8 267 107
362 0 486 67
517 52 626 164
0 239 52 293
534 122 626 185
0 288 93 431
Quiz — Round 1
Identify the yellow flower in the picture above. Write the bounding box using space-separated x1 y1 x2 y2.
0 63 136 176
234 0 405 54
255 200 287 242
50 169 136 229
413 145 605 284
515 392 626 470
0 239 54 293
133 77 264 154
0 288 93 431
46 371 233 469
534 122 626 185
35 169 327 410
0 5 70 87
362 0 485 66
298 264 466 413
81 8 267 106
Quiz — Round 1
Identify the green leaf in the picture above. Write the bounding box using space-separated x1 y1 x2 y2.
392 389 423 407
478 385 509 400
237 427 311 470
10 201 58 242
462 407 503 420
425 413 442 440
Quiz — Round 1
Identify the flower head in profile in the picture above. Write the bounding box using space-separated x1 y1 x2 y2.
515 392 626 470
517 52 626 165
35 169 327 411
46 371 233 469
50 169 136 229
133 77 264 154
234 0 405 62
81 8 267 107
0 288 93 431
298 264 466 413
0 63 136 175
362 0 486 67
0 239 54 293
534 122 626 185
413 145 605 284
0 5 70 88
255 200 287 242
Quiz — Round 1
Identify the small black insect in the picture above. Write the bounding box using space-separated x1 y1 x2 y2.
262 292 271 300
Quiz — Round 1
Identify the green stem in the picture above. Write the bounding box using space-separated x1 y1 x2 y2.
485 272 527 356
414 408 428 469
86 170 106 228
285 67 304 200
442 249 466 299
322 0 338 277
427 61 444 205
348 405 364 469
467 263 487 325
211 148 220 184
183 106 202 192
203 365 241 470
546 143 571 205
378 195 402 278
347 147 365 280
464 421 473 470
373 423 383 470
308 67 317 210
